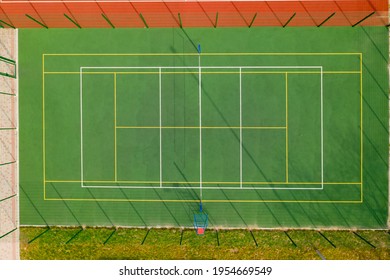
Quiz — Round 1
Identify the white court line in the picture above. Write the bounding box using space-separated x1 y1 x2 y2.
80 68 84 188
79 65 324 191
198 55 203 201
81 66 323 70
81 185 326 190
239 67 243 189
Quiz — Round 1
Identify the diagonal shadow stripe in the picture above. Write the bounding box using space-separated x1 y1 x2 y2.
363 130 387 166
49 183 82 226
362 93 388 133
19 184 49 226
117 185 147 227
152 188 181 227
219 186 249 228
85 187 115 227
362 61 387 99
361 26 387 62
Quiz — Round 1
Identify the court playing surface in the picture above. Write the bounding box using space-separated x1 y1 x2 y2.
19 27 388 229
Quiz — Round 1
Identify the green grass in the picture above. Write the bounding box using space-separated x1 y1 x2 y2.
20 227 390 260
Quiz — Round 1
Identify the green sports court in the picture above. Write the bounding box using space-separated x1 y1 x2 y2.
17 27 388 229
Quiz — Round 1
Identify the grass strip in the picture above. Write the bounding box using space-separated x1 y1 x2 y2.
20 227 390 260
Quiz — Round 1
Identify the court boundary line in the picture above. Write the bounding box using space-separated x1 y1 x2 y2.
41 53 363 203
43 197 364 203
45 180 362 185
43 52 362 56
44 71 361 75
79 65 325 191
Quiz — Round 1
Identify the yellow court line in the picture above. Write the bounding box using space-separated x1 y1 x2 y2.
43 52 362 56
114 73 117 182
285 72 289 183
45 179 362 185
42 54 46 200
360 53 363 202
43 197 363 204
116 126 286 129
43 71 361 75
42 52 365 204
